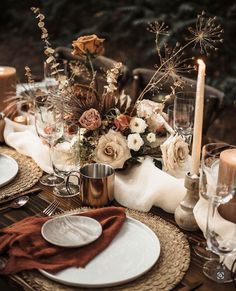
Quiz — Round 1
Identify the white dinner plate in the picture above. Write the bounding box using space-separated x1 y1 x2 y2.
39 217 160 288
41 215 102 247
0 154 19 188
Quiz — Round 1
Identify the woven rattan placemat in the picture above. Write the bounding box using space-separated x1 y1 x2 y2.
0 146 43 203
19 208 190 291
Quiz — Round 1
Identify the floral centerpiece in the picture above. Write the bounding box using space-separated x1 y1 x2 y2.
26 8 223 174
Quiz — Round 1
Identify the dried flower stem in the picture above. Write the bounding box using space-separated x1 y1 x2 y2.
31 7 60 80
132 12 223 113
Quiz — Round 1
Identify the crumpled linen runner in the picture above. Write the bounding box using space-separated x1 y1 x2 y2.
4 117 51 173
115 156 186 213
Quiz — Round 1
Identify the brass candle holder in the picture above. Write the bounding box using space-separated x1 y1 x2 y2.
174 172 200 231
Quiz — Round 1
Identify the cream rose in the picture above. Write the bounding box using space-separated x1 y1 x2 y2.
136 100 164 118
161 134 189 174
95 130 131 169
72 34 105 56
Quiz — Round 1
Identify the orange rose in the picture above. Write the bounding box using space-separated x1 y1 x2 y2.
72 34 105 57
114 114 131 132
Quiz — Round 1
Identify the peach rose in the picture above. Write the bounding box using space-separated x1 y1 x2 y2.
72 34 105 56
95 130 131 169
79 108 101 130
114 114 131 131
146 113 167 133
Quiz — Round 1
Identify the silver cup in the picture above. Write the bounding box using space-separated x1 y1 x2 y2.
66 163 114 207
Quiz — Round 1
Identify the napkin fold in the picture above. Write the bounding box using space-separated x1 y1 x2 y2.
0 207 126 274
3 117 52 173
115 156 186 213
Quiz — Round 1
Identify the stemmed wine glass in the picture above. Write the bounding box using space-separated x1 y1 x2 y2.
173 92 195 145
34 94 64 186
204 186 236 283
195 143 235 259
52 121 81 197
198 143 236 282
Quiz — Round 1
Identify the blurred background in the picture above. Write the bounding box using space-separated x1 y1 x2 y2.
0 0 235 143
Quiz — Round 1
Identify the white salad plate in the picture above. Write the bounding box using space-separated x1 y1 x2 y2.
0 154 19 188
41 215 102 248
39 217 160 288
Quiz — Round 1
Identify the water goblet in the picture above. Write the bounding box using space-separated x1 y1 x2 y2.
34 94 64 186
52 122 81 197
173 92 195 145
195 143 236 261
203 188 236 283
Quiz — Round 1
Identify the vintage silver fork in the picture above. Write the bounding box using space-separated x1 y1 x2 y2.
42 200 60 216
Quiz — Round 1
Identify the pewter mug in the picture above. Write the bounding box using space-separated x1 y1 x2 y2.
66 163 114 207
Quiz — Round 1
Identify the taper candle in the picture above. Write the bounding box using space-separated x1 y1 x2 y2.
190 59 206 176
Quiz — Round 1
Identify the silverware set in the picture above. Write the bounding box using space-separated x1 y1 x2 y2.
42 200 60 216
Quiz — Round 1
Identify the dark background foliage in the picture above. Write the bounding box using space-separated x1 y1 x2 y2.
0 0 235 142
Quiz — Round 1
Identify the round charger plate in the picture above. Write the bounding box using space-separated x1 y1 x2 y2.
0 154 18 188
41 215 102 248
22 208 190 291
0 147 43 203
39 216 161 288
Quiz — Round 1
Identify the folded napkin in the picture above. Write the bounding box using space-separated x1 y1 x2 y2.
0 207 126 274
194 198 236 270
115 156 186 213
4 117 52 173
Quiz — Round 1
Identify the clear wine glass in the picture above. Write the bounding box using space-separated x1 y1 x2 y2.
203 187 236 283
34 94 64 186
52 122 81 197
194 143 235 260
173 92 195 145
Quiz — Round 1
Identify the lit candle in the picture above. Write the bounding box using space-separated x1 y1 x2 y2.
13 115 29 125
0 66 16 112
190 59 206 176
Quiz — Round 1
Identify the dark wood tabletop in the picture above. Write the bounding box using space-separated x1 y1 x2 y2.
0 183 235 291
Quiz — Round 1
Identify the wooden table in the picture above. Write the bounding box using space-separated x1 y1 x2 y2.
0 183 235 291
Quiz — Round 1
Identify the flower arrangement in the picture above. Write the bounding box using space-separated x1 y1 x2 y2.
26 8 223 173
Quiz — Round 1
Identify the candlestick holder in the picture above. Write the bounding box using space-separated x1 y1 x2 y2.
174 172 200 231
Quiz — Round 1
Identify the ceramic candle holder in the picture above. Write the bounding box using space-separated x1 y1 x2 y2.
174 172 200 231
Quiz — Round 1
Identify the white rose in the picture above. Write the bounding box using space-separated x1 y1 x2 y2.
161 134 189 175
129 117 147 133
95 130 131 169
127 133 144 151
137 99 164 118
146 132 156 143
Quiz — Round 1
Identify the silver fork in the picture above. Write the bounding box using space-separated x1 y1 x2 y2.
42 200 60 216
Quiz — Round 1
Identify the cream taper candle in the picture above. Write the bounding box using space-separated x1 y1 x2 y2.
190 59 206 176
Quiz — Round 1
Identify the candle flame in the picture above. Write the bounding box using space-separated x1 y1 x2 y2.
197 59 205 66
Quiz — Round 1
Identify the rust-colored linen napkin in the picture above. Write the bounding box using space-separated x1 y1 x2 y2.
0 207 126 274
